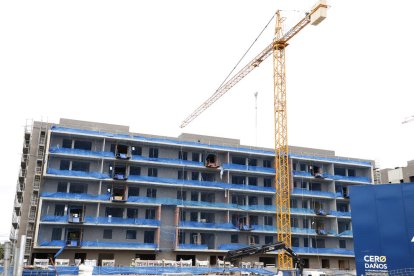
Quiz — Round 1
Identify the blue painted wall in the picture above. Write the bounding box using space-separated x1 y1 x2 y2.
350 183 414 275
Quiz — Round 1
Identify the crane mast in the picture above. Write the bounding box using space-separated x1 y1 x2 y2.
273 10 292 269
180 1 327 270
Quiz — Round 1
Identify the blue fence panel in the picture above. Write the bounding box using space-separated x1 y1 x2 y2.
337 230 353 236
91 266 274 275
291 227 316 235
81 241 157 248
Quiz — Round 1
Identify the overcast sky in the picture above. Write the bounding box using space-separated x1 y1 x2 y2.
0 0 413 241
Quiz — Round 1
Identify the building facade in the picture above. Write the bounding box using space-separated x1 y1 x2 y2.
380 161 414 184
10 118 374 271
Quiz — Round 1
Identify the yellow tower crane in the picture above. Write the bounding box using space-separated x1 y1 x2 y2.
180 1 328 270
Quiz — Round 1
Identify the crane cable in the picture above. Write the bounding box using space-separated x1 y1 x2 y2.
215 13 276 92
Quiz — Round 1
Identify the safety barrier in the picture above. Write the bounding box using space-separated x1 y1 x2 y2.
292 247 354 255
292 188 336 198
41 192 110 201
47 168 109 179
222 163 275 174
337 230 353 236
19 265 274 275
179 221 235 229
49 147 114 158
39 240 157 249
330 210 351 217
51 126 372 167
177 244 208 250
40 215 160 226
218 244 249 250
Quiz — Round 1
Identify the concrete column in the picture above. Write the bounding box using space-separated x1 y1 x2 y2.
3 241 11 276
16 235 26 276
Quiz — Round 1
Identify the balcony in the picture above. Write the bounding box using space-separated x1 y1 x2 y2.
21 154 28 168
39 240 157 249
218 244 249 250
12 214 20 227
16 182 23 194
19 168 27 180
9 228 17 241
14 197 22 209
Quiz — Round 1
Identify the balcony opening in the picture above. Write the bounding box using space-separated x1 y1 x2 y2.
110 185 127 202
312 201 327 216
66 228 82 247
248 235 259 245
115 144 131 160
205 153 219 168
110 165 128 180
105 207 124 218
309 165 324 178
313 221 327 236
342 186 349 198
68 206 84 223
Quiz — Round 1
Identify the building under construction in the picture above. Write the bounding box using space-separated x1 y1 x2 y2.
9 118 374 272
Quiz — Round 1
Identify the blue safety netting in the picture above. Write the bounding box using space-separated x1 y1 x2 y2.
49 147 115 158
330 210 351 217
132 154 204 167
91 266 274 275
291 227 317 235
51 126 372 166
292 171 371 183
289 153 372 166
39 240 157 249
177 244 208 250
47 168 109 179
179 221 235 229
290 208 315 215
222 163 275 174
218 244 249 250
325 174 371 183
41 192 110 201
127 174 276 193
40 215 160 226
292 188 336 198
251 225 276 232
337 230 353 236
292 247 354 256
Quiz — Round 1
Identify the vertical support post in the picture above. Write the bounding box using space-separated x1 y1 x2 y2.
273 11 292 270
16 235 26 276
3 241 11 276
